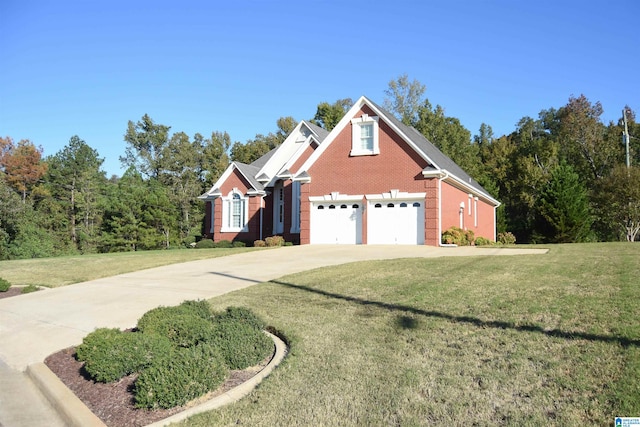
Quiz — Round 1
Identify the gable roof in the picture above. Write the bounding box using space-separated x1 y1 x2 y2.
200 119 330 200
298 96 499 205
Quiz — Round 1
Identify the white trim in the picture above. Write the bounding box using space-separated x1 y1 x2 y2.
474 197 478 227
309 193 364 203
220 189 249 232
437 171 448 245
290 181 301 233
209 200 215 233
350 115 380 156
365 191 426 201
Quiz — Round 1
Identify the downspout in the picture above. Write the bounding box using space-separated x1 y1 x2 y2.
493 205 498 242
438 170 449 246
260 195 265 241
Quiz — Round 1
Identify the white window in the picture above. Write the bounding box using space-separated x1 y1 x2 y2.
290 181 301 233
221 190 248 232
474 197 478 227
350 115 379 156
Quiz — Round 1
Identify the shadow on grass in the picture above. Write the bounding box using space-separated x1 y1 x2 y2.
269 280 640 349
207 271 639 348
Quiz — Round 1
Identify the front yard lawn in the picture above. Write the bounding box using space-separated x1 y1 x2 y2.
180 243 640 426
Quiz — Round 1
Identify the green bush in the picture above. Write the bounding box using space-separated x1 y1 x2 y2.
134 343 228 409
264 235 285 247
194 239 215 249
284 241 294 246
214 240 233 248
77 328 172 383
142 313 216 348
232 241 246 247
212 319 273 370
253 240 266 247
0 278 11 292
137 300 213 333
497 231 517 245
215 306 266 330
21 284 41 294
474 236 494 246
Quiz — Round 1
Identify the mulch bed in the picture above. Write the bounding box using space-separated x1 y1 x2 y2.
44 346 272 427
0 287 24 299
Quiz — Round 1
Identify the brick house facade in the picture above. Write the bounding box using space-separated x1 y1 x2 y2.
200 96 499 245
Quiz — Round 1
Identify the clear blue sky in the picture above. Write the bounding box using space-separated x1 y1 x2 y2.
1 1 638 177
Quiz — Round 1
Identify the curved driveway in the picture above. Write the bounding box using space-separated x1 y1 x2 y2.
0 245 546 426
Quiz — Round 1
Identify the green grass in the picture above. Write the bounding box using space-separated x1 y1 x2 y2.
173 242 640 426
0 248 260 287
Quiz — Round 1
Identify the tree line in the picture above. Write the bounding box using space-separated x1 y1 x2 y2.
1 75 638 259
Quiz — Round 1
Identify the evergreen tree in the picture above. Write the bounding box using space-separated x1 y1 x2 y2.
534 162 593 243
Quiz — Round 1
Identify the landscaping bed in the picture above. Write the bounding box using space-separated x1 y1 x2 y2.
45 346 271 427
42 301 277 427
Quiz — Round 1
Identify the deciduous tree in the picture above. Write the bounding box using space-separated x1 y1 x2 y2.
383 74 426 126
593 165 640 241
311 98 352 131
0 138 47 202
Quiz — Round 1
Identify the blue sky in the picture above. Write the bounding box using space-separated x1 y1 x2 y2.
1 1 638 177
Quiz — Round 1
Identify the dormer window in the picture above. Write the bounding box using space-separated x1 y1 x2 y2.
350 115 379 156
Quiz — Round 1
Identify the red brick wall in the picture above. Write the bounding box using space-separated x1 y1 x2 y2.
440 181 496 241
307 106 430 196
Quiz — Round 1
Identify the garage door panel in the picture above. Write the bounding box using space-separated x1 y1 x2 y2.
311 203 362 244
368 200 424 245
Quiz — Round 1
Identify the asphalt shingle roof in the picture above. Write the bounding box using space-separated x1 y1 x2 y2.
366 98 492 199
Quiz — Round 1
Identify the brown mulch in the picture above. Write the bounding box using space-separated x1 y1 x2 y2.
0 287 24 299
45 347 272 427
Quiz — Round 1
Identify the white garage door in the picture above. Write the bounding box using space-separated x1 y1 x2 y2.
367 200 425 244
311 203 362 244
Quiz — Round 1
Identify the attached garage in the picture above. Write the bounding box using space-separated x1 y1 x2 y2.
367 200 425 245
310 202 363 244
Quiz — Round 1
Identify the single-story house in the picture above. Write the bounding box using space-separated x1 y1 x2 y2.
199 96 500 245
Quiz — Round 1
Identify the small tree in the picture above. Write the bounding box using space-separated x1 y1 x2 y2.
534 162 593 243
593 165 640 241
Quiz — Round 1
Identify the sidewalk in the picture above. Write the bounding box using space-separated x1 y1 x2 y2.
0 245 547 426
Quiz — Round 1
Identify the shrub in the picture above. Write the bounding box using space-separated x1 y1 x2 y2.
212 319 273 370
194 239 215 249
264 235 285 247
215 306 266 330
21 284 41 294
0 278 11 292
284 241 294 246
442 227 476 246
253 240 266 247
137 300 213 331
465 229 475 245
497 231 517 245
232 241 246 248
142 313 216 348
77 328 172 383
214 240 233 248
134 343 228 409
474 236 494 246
442 227 466 245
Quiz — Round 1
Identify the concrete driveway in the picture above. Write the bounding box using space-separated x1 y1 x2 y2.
0 245 547 426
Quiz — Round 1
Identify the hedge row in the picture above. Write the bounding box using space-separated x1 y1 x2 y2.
76 300 274 409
